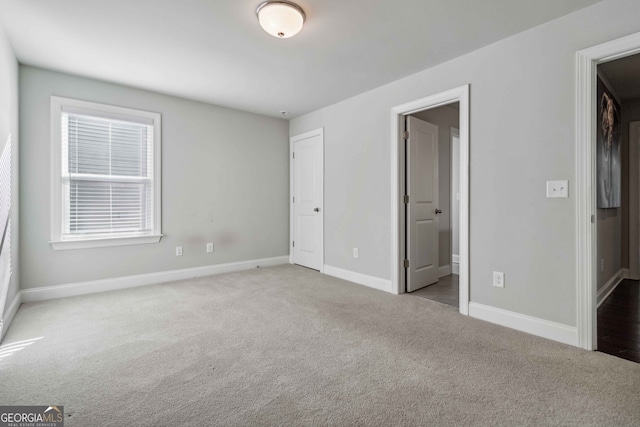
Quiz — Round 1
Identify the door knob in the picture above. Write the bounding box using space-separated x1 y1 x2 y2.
435 209 442 214
314 207 320 212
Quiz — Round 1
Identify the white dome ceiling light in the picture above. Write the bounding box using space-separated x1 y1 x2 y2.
256 1 306 39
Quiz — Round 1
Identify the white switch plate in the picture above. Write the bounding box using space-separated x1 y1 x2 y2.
546 180 569 198
493 271 505 288
206 243 214 253
176 246 183 256
353 248 359 259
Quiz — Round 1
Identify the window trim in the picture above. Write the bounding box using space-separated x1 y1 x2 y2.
50 96 162 250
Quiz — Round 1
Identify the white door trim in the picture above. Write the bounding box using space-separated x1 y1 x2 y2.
576 31 640 351
390 84 470 316
290 128 324 272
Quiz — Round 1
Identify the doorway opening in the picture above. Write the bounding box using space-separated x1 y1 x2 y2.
403 105 460 308
576 31 640 351
593 53 640 363
390 85 470 315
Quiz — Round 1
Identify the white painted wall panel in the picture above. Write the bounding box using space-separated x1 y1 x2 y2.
20 67 289 289
0 25 18 328
290 0 640 326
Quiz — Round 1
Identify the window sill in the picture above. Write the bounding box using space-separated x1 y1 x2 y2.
50 234 163 250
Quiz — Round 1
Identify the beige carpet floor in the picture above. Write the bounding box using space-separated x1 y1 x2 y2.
1 265 640 426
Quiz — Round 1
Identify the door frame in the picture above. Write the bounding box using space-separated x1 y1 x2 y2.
629 121 640 281
576 32 640 350
390 84 470 315
289 128 325 272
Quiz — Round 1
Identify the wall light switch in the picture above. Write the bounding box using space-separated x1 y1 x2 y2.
546 180 569 198
353 248 359 259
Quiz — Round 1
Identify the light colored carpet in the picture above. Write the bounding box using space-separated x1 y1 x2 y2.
1 265 639 426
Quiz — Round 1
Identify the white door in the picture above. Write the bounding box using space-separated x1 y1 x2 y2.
292 130 323 270
406 116 439 292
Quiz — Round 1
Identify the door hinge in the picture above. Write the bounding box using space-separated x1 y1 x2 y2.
403 195 409 204
292 152 295 159
402 130 409 139
292 241 295 247
403 259 409 269
293 196 295 203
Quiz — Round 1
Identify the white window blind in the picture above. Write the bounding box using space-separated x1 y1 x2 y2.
51 97 162 249
61 111 155 237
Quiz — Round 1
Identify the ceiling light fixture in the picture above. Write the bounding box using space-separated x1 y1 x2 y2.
256 1 305 39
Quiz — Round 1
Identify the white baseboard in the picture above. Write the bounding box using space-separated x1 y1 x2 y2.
0 291 22 342
439 265 451 277
452 254 460 275
468 302 578 347
597 268 625 308
323 265 393 294
623 268 639 280
21 256 290 303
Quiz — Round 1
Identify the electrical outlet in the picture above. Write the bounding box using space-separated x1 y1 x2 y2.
493 271 505 288
546 180 569 198
353 248 359 259
207 243 214 253
176 246 183 256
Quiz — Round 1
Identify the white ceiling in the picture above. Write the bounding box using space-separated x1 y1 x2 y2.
0 0 601 118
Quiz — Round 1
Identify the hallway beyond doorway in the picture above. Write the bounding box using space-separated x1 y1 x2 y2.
598 279 640 363
409 274 459 308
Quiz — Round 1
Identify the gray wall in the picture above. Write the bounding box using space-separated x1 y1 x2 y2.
290 0 640 327
0 25 19 321
412 105 459 268
596 92 640 289
597 209 621 289
622 97 640 279
451 130 460 259
596 74 622 290
20 66 289 289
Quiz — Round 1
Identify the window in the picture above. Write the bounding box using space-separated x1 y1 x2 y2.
50 97 162 249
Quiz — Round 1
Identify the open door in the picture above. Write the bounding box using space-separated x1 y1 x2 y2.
406 116 439 292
